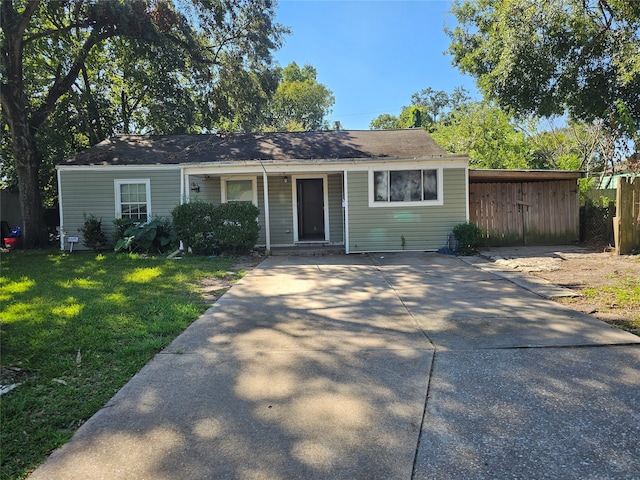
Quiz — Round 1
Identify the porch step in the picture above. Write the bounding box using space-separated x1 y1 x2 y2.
269 245 345 256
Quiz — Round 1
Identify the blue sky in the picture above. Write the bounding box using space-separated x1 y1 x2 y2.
273 0 480 130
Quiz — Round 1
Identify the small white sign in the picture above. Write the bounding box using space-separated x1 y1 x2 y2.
67 236 79 243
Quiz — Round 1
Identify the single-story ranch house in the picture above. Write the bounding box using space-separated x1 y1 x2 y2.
57 129 469 253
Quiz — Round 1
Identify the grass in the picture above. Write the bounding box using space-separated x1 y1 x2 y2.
582 272 640 336
0 249 244 480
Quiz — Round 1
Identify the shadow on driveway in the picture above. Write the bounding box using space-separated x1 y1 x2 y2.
29 253 640 480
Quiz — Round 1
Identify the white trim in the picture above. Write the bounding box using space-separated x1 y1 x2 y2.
114 179 151 219
180 167 185 204
56 157 468 174
180 156 468 171
220 175 258 205
367 166 444 208
57 164 180 172
292 174 330 243
185 173 191 202
343 170 350 254
262 171 271 252
465 167 470 221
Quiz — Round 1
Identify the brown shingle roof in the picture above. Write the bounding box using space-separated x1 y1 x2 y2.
60 129 450 166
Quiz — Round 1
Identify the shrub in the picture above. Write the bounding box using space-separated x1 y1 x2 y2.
80 214 107 252
171 201 260 255
212 202 260 254
453 221 482 255
171 201 218 254
113 217 176 254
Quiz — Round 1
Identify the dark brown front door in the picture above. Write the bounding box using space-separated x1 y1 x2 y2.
297 178 325 241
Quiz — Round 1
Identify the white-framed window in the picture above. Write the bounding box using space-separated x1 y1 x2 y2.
221 176 257 205
369 167 443 207
114 179 151 220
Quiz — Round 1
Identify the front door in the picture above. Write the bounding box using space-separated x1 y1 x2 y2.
296 178 325 241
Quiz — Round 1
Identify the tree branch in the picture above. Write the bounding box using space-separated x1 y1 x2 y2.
30 31 106 130
0 0 41 37
24 22 88 46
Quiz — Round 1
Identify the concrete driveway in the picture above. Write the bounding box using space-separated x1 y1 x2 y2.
29 253 640 479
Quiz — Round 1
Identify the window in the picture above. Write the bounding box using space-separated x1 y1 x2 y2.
115 180 151 220
221 177 257 205
370 168 441 206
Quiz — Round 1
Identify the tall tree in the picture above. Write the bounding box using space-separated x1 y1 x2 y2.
369 86 470 131
267 62 335 131
1 0 286 247
431 102 534 169
447 0 640 164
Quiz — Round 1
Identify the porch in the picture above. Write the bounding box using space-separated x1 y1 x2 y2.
184 170 345 253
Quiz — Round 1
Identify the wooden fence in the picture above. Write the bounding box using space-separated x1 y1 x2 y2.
614 177 640 254
469 180 580 246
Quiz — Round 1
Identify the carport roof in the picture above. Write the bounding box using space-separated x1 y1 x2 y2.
60 129 452 166
469 169 585 183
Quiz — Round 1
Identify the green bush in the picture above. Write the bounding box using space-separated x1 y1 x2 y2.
113 217 176 254
453 221 482 255
171 201 260 254
171 201 218 254
212 202 260 254
80 214 107 252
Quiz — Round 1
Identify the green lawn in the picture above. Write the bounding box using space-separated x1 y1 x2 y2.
0 250 243 480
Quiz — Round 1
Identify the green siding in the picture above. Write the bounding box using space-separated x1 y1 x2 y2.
59 168 181 250
268 176 295 245
191 177 221 204
328 173 344 244
347 168 467 252
256 176 266 245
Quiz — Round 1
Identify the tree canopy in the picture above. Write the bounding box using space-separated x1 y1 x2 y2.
369 85 602 171
266 62 335 131
447 0 640 157
370 87 470 131
1 0 287 247
431 102 534 169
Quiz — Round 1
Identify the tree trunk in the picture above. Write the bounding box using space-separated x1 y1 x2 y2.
11 119 49 248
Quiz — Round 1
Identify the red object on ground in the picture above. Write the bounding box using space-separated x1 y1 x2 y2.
4 237 21 249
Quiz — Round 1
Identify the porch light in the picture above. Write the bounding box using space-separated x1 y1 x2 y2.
283 176 289 183
190 182 200 192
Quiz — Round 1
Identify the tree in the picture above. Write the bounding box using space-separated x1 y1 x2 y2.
431 102 534 169
266 62 335 131
369 113 403 130
447 0 640 161
527 120 603 171
369 87 469 131
1 0 286 247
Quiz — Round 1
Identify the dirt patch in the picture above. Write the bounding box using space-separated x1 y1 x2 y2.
480 245 640 335
199 254 265 305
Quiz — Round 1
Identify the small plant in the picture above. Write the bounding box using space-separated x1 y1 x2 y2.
79 213 107 252
114 217 176 254
453 221 482 255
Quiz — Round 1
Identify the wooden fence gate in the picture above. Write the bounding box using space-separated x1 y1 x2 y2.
469 180 580 246
614 177 640 254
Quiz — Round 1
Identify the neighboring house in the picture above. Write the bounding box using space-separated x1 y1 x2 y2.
57 129 469 253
